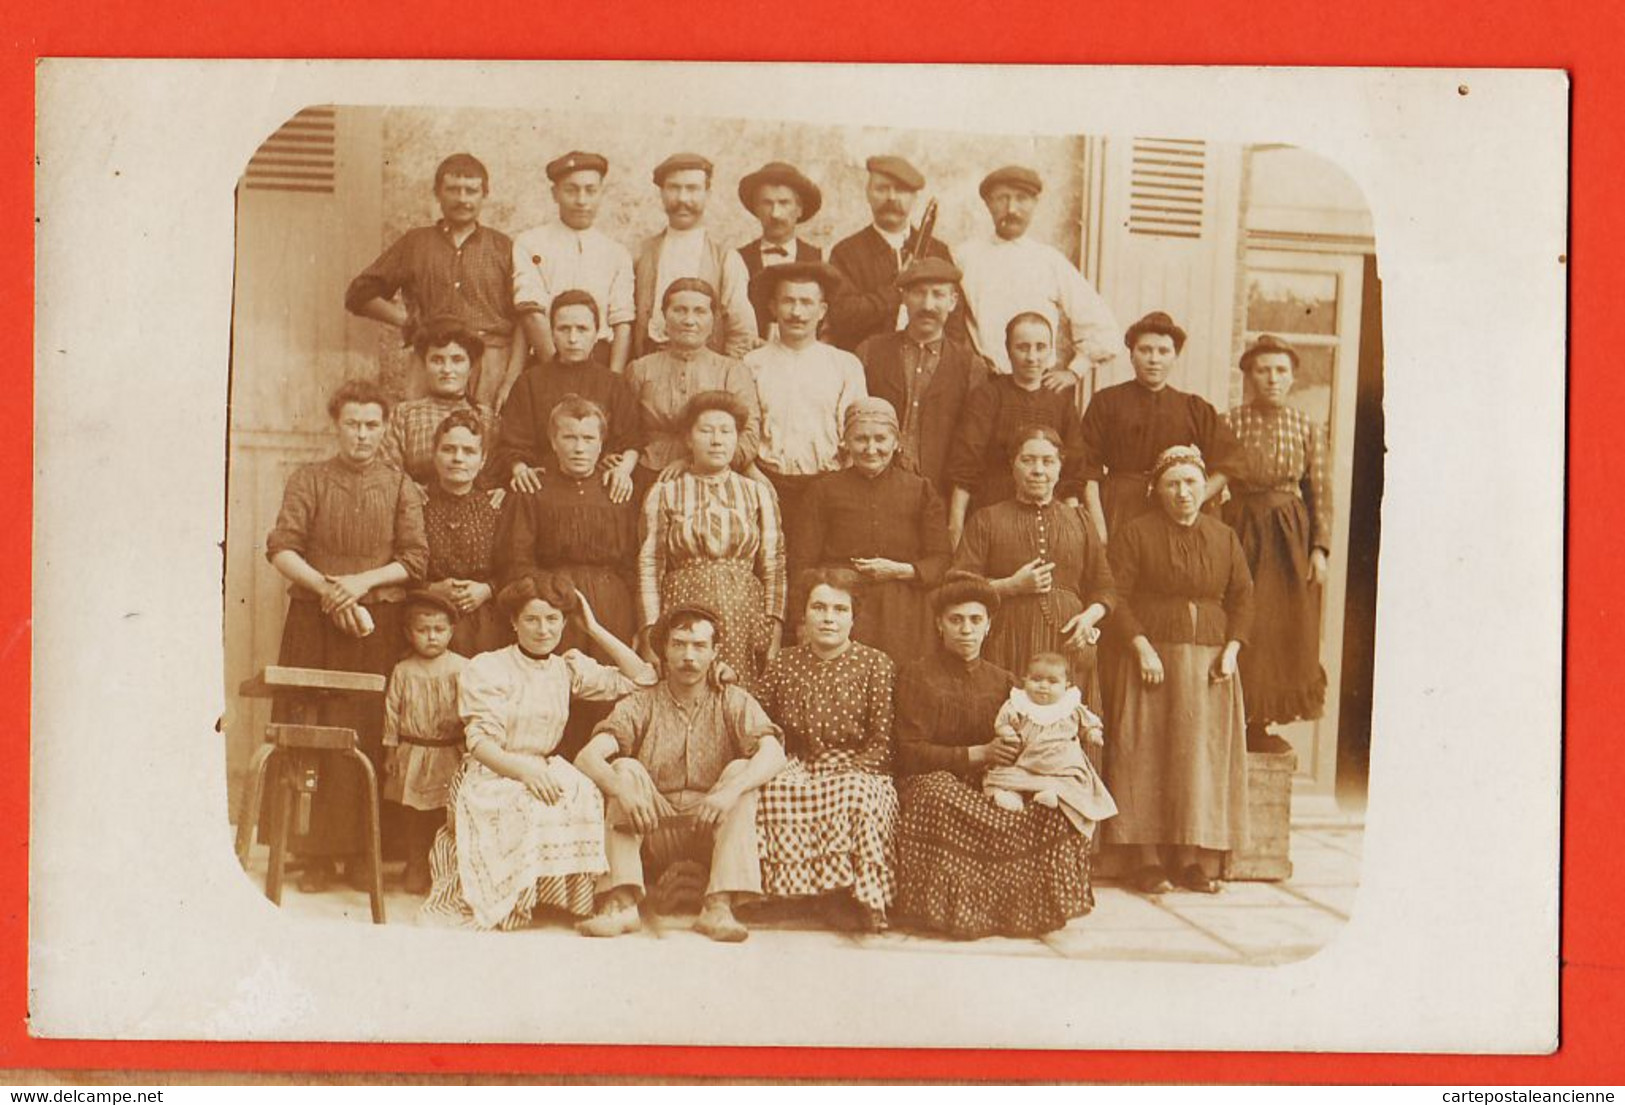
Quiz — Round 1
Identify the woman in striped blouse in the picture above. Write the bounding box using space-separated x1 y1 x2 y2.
637 391 787 689
1223 335 1332 753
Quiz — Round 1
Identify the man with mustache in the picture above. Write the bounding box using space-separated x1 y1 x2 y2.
957 165 1124 409
855 257 990 497
575 603 787 942
510 151 636 375
346 153 525 409
744 262 869 548
736 161 824 341
632 153 757 361
826 155 963 352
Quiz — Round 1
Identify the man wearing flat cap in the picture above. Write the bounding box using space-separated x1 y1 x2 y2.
511 151 637 376
855 257 990 496
744 261 869 544
737 161 825 341
827 155 962 352
632 153 757 361
958 164 1124 408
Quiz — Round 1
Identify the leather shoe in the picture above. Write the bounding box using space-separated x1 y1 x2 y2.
1130 865 1174 895
1177 864 1221 894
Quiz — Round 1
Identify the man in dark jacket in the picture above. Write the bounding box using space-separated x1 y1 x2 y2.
855 257 988 496
826 155 963 352
737 161 824 340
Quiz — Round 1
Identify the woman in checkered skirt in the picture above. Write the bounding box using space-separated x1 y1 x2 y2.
754 568 899 932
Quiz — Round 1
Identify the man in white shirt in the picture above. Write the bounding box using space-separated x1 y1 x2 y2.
511 151 636 375
744 261 868 544
632 153 757 360
957 164 1124 407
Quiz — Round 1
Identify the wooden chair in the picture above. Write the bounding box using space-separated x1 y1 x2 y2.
234 665 388 924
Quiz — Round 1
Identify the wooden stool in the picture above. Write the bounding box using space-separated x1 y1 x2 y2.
234 665 388 924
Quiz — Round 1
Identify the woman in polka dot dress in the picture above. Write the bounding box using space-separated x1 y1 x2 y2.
755 569 899 931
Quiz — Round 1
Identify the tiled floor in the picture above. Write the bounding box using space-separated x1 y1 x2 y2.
241 823 1363 966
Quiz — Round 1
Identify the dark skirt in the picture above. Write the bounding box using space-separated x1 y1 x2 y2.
450 603 511 659
551 561 638 761
260 599 406 859
984 587 1103 714
894 771 1094 939
845 576 935 669
1223 490 1328 725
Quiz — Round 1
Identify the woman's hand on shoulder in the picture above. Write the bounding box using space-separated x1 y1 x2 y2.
510 464 544 495
602 464 634 505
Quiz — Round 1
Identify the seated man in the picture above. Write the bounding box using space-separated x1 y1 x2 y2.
574 603 786 942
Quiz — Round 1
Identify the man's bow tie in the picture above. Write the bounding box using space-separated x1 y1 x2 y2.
762 243 790 257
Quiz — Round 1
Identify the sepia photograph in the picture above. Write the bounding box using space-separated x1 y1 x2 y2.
30 60 1565 1053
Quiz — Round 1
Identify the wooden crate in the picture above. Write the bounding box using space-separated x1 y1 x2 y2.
1222 748 1298 881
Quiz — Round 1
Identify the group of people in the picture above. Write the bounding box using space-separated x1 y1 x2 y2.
254 145 1334 941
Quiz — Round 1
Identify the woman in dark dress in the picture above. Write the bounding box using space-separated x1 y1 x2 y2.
421 410 509 658
498 290 641 504
1105 445 1254 896
1078 311 1243 544
756 568 899 931
953 425 1116 709
892 572 1095 939
789 397 950 666
946 312 1086 548
263 378 428 892
1223 335 1331 752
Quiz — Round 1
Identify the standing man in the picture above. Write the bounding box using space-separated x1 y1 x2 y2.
745 262 869 544
510 151 636 375
736 161 824 341
575 603 787 942
855 258 989 496
957 165 1123 408
632 153 757 361
345 152 525 409
826 155 960 352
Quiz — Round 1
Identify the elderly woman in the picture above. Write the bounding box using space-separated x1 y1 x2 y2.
264 378 428 892
422 572 656 930
638 390 786 689
1078 311 1243 544
1105 445 1254 895
380 319 501 485
1223 334 1332 752
789 397 950 666
421 410 508 657
953 425 1116 708
892 572 1095 939
946 312 1087 548
626 278 763 503
499 290 640 502
755 568 899 931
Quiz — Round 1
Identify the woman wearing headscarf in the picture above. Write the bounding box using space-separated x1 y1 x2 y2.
1104 445 1254 896
789 396 951 666
1223 334 1332 752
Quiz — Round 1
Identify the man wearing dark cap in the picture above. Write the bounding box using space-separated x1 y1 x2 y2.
855 257 990 495
958 164 1123 406
737 161 824 341
511 151 636 375
744 261 869 540
345 152 525 407
826 155 961 352
632 153 757 360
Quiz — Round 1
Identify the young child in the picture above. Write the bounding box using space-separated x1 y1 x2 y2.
984 652 1118 838
383 591 469 894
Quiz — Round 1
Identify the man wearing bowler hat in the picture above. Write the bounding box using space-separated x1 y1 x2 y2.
744 261 869 541
827 155 962 352
855 257 990 496
958 164 1124 407
632 153 757 361
737 161 825 341
511 150 637 375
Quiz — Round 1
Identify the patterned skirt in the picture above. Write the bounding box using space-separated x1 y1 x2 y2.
1223 490 1328 726
756 758 899 915
1103 642 1249 851
421 756 606 930
894 771 1094 939
661 559 769 690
